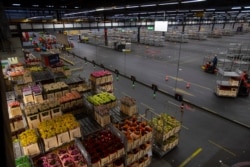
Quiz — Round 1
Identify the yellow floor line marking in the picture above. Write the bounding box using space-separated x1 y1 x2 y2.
169 76 184 81
166 75 212 91
71 67 83 71
208 140 236 157
178 148 202 167
140 103 154 111
174 88 195 97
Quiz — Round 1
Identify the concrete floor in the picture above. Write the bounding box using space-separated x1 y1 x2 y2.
22 32 250 167
65 33 250 167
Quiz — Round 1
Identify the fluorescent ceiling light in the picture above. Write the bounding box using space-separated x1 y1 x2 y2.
32 5 39 7
191 9 203 12
12 3 21 6
126 5 139 9
244 6 250 9
46 5 54 8
181 0 206 4
60 6 67 8
141 4 156 7
167 10 176 13
159 2 178 5
227 11 239 13
148 12 156 14
232 7 241 10
114 6 125 9
242 10 250 13
64 10 95 16
177 10 189 12
96 8 104 11
74 6 79 9
206 8 215 11
215 11 225 13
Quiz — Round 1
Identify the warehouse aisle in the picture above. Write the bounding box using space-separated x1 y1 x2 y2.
69 33 250 128
60 48 250 167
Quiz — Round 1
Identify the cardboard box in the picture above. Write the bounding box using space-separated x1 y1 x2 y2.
69 127 81 141
43 136 58 151
23 143 40 156
51 107 62 118
39 110 51 122
57 131 70 146
27 114 40 129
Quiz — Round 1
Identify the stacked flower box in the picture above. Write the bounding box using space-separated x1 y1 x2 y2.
87 92 117 127
23 87 34 104
32 85 43 104
120 96 138 116
22 70 33 83
81 129 125 167
149 113 181 152
26 113 40 129
87 92 117 109
38 114 81 151
58 91 82 112
8 101 22 118
43 81 69 100
33 143 88 167
19 129 40 156
114 116 153 167
89 70 114 93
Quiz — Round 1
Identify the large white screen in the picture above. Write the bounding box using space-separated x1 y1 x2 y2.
154 21 168 32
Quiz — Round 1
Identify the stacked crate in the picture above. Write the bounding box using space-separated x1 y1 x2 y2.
89 70 114 93
120 96 138 116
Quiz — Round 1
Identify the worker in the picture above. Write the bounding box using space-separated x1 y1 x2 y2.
238 71 250 96
205 61 213 73
212 55 218 69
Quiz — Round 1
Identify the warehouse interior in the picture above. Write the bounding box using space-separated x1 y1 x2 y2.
1 0 250 167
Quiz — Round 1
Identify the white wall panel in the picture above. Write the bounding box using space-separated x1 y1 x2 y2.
43 24 54 29
20 23 32 29
32 24 43 29
54 24 64 28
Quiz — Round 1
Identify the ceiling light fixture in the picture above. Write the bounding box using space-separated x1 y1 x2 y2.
32 5 39 7
242 10 250 13
181 0 206 4
244 6 250 9
159 2 178 6
126 5 139 9
177 10 189 12
114 6 125 10
206 8 215 11
231 7 241 10
191 9 203 12
12 3 21 6
141 4 156 7
96 8 104 11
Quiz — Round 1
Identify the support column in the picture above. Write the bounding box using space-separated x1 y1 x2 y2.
0 5 15 167
0 1 12 52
